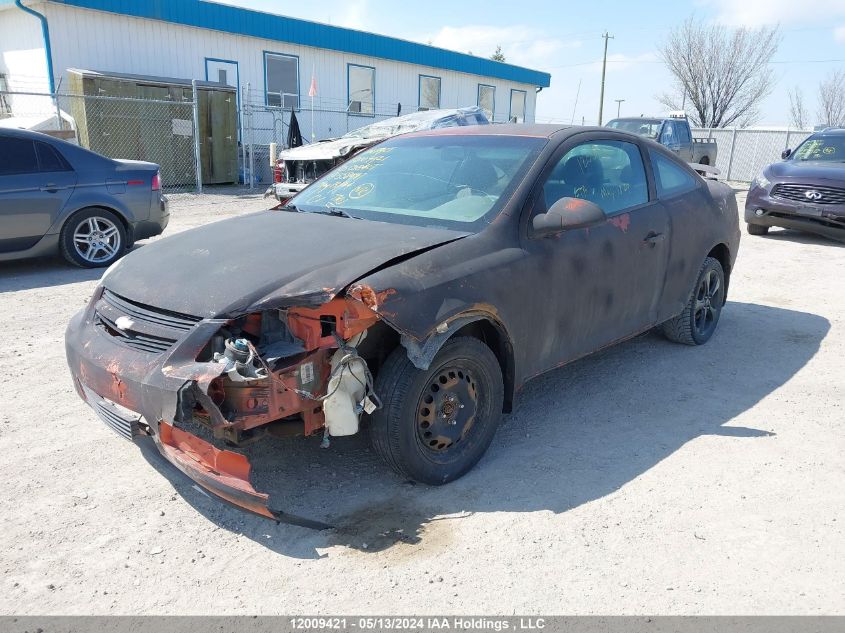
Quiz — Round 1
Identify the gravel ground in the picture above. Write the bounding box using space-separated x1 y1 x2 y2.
1 186 843 615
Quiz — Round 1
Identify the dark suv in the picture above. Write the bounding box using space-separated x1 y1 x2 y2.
745 128 845 242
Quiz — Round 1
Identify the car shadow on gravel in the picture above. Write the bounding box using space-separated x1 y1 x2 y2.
138 300 829 559
754 228 845 247
0 257 104 293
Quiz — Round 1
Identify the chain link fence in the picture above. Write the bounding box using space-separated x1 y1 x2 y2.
692 127 814 183
2 86 584 193
1 90 200 191
238 96 404 186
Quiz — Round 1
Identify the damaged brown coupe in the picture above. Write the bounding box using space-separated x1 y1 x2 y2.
66 124 740 521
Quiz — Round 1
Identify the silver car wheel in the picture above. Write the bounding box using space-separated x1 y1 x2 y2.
72 216 121 264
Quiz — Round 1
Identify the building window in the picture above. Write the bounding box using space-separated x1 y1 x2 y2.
509 89 526 123
478 84 495 121
264 52 299 109
419 75 441 111
348 64 375 115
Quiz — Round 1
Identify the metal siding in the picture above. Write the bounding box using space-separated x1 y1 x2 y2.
48 0 550 87
39 3 539 130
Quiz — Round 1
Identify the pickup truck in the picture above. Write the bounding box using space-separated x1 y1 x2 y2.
606 113 717 167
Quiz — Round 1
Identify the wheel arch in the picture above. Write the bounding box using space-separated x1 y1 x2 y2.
60 204 133 242
397 313 516 414
707 242 731 304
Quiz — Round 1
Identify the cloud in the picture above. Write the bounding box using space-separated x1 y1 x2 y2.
708 0 845 25
426 25 578 70
334 0 370 30
836 25 845 42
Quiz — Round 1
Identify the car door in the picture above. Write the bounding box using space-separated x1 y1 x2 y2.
675 121 694 162
660 120 681 155
520 135 670 377
0 136 77 253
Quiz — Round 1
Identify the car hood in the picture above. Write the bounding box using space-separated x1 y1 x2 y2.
278 137 377 161
103 210 468 318
767 160 845 182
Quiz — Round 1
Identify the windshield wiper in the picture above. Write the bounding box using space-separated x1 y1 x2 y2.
315 206 362 219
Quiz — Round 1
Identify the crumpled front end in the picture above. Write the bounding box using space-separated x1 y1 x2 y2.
65 285 383 524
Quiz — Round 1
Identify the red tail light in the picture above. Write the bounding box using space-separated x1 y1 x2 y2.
273 160 285 184
151 171 161 191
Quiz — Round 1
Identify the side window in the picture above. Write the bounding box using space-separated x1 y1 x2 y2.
660 121 675 144
539 140 648 216
676 122 691 144
264 52 299 109
419 75 441 111
650 150 698 197
35 142 71 172
0 137 38 175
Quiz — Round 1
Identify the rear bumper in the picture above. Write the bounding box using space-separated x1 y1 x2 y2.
745 185 845 241
134 195 169 241
64 304 328 527
272 182 308 200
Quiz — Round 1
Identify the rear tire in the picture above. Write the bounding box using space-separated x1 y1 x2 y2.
747 223 769 236
662 257 725 346
60 207 127 268
370 336 504 485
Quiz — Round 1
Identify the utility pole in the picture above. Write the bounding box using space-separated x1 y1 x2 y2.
598 31 614 125
614 99 625 118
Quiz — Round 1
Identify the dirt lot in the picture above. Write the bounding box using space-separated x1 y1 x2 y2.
1 186 843 615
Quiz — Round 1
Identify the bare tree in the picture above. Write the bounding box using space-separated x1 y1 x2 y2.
658 17 780 128
788 87 808 129
817 70 845 127
490 45 506 62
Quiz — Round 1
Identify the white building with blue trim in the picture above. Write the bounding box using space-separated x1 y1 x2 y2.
0 0 551 139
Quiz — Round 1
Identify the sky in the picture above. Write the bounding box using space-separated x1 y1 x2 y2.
226 0 845 128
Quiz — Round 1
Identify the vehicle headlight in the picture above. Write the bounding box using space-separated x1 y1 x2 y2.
752 173 771 190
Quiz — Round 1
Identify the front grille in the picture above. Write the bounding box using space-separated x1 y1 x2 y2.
82 386 142 440
93 399 140 440
94 289 202 354
771 183 845 205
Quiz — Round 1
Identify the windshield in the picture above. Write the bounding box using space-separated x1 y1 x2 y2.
290 135 546 230
791 135 845 162
606 118 662 139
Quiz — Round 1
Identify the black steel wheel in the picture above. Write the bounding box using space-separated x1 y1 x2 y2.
370 336 504 485
662 256 725 346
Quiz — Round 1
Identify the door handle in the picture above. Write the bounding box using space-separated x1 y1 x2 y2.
643 231 665 246
40 184 62 193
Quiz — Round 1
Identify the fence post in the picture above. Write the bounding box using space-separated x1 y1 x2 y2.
247 84 254 189
191 80 203 194
241 85 247 187
726 127 738 181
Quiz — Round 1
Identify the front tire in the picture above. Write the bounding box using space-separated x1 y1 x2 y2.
662 256 725 346
60 208 127 268
747 223 769 236
370 336 504 485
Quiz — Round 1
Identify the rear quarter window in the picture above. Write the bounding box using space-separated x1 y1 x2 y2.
35 141 72 172
650 150 698 198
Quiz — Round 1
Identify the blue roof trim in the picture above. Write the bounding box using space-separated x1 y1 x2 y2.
49 0 551 87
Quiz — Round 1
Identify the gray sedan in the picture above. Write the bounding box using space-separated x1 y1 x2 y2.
0 128 169 267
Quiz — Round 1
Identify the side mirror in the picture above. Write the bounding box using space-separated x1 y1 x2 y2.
782 148 792 159
532 197 607 236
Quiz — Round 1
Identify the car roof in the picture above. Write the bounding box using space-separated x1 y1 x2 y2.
0 127 57 140
815 127 845 136
404 123 584 139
